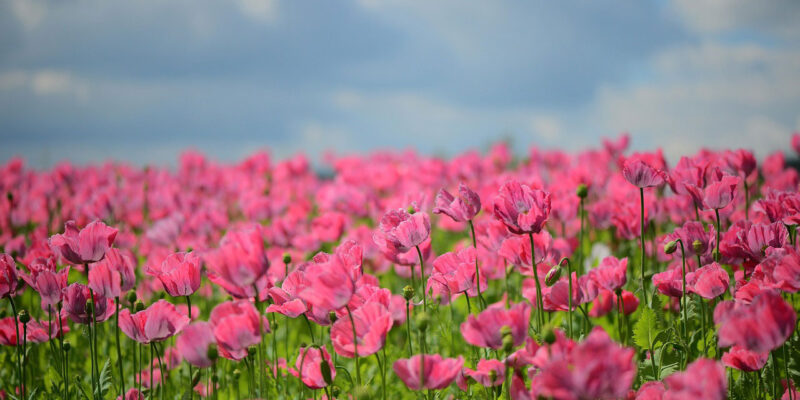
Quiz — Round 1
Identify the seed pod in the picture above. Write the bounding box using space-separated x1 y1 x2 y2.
576 184 588 199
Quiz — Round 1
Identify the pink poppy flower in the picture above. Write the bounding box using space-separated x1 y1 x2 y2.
686 262 729 299
0 253 19 298
663 358 726 400
117 388 144 400
463 359 505 388
49 220 118 265
374 208 431 253
290 346 336 389
209 300 264 360
205 225 269 299
392 354 464 390
265 270 309 318
493 181 551 234
721 345 768 372
118 299 190 344
146 252 202 297
702 175 739 210
88 248 136 299
460 301 530 349
0 317 21 346
62 283 114 324
430 247 485 297
622 159 665 188
21 257 68 308
176 321 217 368
298 241 362 314
587 256 628 291
793 133 800 155
330 302 392 358
433 183 481 222
532 327 636 400
634 381 666 400
589 290 639 317
715 289 796 352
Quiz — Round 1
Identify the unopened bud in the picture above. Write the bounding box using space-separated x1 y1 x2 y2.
18 310 30 324
331 386 341 398
63 341 71 352
406 205 416 214
415 312 430 331
543 328 556 345
192 370 202 386
402 285 415 301
502 334 515 353
211 374 219 384
125 290 137 304
544 265 562 287
489 369 497 382
233 369 241 377
282 253 292 264
692 240 703 254
134 300 145 312
664 240 678 255
500 325 512 338
328 311 338 324
320 359 333 385
576 184 588 199
207 345 219 362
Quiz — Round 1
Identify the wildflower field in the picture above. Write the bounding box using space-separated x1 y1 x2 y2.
2 134 800 400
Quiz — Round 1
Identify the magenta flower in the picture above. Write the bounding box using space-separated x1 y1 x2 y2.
463 359 505 388
330 302 392 358
715 289 796 353
21 257 69 308
118 299 190 344
392 354 464 390
663 358 726 400
176 321 217 368
433 183 481 222
374 208 431 253
298 241 362 313
49 220 118 265
430 247 485 296
88 248 135 299
586 256 628 291
117 388 144 400
493 181 551 234
622 158 665 188
205 225 269 299
686 262 729 299
209 300 264 360
460 301 530 349
146 252 202 297
62 283 114 324
290 346 336 389
0 253 18 298
721 345 768 372
702 175 740 210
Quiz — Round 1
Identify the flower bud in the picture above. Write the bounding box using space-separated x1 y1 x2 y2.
544 265 561 287
134 300 145 312
502 334 515 353
63 341 71 352
415 312 430 331
18 310 30 324
207 345 219 362
406 205 416 214
692 239 703 254
576 184 588 199
192 370 202 386
664 240 678 255
328 311 338 324
84 301 94 315
320 358 333 386
125 290 137 304
282 253 292 265
489 369 497 382
402 285 415 301
211 373 219 384
331 386 341 398
543 328 556 345
712 248 720 260
233 369 241 377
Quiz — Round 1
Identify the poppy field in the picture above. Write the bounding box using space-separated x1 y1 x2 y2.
2 134 800 400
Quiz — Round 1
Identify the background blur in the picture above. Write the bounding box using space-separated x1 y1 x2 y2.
1 0 798 168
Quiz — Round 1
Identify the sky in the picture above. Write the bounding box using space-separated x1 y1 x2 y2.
1 0 799 168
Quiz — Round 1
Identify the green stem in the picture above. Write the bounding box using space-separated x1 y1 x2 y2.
150 342 155 400
116 297 126 398
528 233 544 333
468 220 487 309
405 299 413 357
714 209 721 262
566 259 573 339
8 296 23 399
346 306 362 394
639 187 649 306
186 295 194 400
783 344 794 400
302 314 317 344
677 240 688 353
744 180 750 220
415 245 428 311
155 342 166 400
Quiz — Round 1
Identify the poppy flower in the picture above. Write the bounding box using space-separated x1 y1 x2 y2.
462 359 505 388
330 302 392 358
62 283 114 324
118 299 190 344
205 225 269 299
663 358 726 400
686 262 729 299
298 241 362 314
209 300 264 361
392 354 464 390
430 247 485 297
433 183 481 222
21 257 68 308
88 248 135 299
715 289 796 353
721 345 768 372
146 252 202 297
176 321 217 368
0 253 19 298
622 159 665 188
290 346 336 389
587 256 628 291
117 388 144 400
374 208 431 253
702 175 740 210
493 181 551 234
460 301 530 349
49 220 118 265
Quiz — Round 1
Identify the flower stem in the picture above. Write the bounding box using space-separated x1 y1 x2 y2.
528 233 544 333
677 240 688 354
415 245 428 311
8 296 23 399
345 306 362 394
639 187 649 306
714 209 721 262
115 297 126 398
405 299 413 357
468 220 487 309
186 295 194 400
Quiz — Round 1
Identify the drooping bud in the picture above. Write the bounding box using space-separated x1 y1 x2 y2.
576 184 588 199
233 369 241 378
402 285 415 301
544 265 562 287
320 357 333 386
664 240 678 255
502 334 515 353
192 370 202 386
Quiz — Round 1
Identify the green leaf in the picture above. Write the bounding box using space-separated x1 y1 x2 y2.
634 306 658 350
97 359 113 398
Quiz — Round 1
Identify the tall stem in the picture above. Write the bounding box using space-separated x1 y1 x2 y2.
744 180 750 220
186 295 194 400
415 245 428 310
345 306 362 394
405 299 413 356
714 209 721 262
578 197 585 276
783 344 794 400
150 342 155 400
8 296 23 398
115 297 125 397
528 233 544 333
566 259 573 339
678 240 688 352
155 342 166 400
468 220 486 309
639 188 649 305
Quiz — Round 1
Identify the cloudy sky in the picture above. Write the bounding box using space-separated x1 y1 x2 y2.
1 0 798 168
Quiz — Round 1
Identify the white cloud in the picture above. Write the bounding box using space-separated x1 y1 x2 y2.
671 0 800 38
9 0 46 31
236 0 279 24
0 70 88 101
